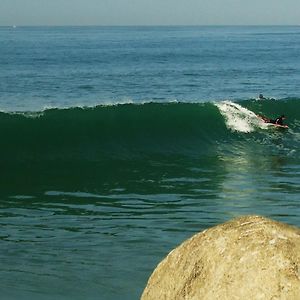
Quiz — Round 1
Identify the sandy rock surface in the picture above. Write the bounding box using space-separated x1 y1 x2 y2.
141 215 300 300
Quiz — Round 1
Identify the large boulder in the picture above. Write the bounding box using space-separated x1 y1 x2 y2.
141 215 300 300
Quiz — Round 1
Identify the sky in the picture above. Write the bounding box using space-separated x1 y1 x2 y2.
0 0 299 26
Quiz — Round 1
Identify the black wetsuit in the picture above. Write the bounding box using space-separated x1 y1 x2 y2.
275 117 284 125
269 116 284 125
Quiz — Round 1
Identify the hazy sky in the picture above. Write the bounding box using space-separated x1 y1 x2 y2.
0 0 299 26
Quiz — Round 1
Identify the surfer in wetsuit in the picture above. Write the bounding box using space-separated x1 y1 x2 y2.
259 114 286 125
270 115 286 125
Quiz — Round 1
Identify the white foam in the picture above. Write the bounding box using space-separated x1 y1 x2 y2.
216 101 267 133
7 111 45 119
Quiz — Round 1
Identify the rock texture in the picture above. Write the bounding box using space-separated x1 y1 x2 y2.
141 215 300 300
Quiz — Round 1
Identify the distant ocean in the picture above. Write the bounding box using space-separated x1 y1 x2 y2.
0 26 300 300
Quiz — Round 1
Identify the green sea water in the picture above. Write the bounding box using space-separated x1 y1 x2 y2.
0 100 299 299
1 25 300 299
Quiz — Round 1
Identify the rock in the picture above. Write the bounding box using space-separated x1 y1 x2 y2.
141 215 300 300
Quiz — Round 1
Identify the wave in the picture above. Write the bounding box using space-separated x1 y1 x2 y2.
0 99 299 162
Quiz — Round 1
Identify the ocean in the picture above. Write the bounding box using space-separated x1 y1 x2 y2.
0 26 300 299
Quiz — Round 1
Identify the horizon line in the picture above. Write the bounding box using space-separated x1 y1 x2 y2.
1 24 300 28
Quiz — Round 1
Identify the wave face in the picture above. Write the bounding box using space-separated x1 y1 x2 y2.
1 99 299 193
0 102 224 161
1 99 299 159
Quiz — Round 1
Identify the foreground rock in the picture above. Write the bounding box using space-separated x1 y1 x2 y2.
141 215 300 300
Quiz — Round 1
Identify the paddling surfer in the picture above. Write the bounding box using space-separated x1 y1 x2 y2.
259 114 286 126
273 115 286 125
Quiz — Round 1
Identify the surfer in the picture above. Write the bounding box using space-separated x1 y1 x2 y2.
258 94 266 100
259 114 286 126
273 115 286 125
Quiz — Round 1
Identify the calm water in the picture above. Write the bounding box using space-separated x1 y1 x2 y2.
0 26 300 299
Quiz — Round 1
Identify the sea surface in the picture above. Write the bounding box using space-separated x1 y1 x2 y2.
0 26 300 299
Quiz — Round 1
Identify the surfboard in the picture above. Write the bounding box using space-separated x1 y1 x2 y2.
266 123 288 129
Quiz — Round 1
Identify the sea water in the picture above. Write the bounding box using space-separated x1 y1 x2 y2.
0 26 300 299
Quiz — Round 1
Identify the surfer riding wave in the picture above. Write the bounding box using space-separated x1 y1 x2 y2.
258 114 288 128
